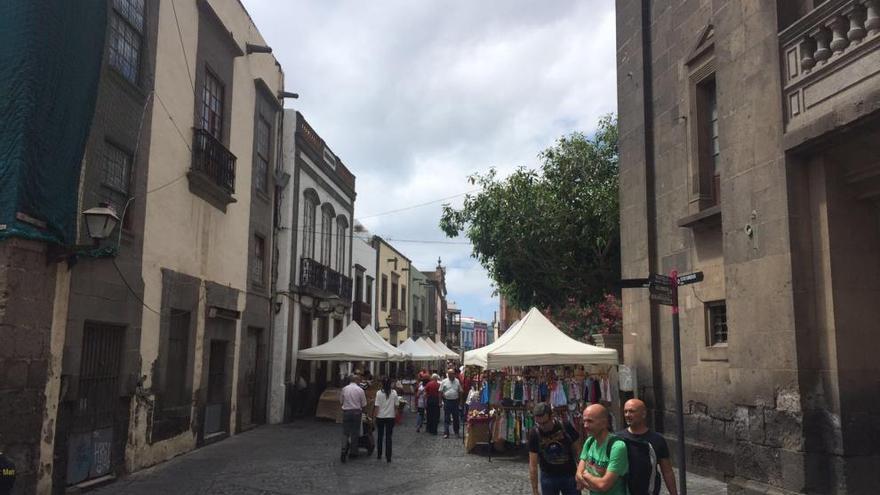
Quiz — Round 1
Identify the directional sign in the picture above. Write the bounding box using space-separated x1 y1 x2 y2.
649 273 673 287
618 278 650 289
649 292 674 305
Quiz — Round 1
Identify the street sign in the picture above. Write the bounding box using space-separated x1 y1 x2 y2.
677 271 704 286
649 289 674 306
649 273 673 286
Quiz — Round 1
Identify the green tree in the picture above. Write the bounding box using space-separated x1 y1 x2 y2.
439 114 619 311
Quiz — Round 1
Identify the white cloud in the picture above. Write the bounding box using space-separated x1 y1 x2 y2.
241 0 617 321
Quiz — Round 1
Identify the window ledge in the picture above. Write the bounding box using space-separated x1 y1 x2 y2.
187 170 236 212
699 343 728 362
678 205 721 229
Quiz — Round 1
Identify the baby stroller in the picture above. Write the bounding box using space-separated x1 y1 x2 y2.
355 413 375 455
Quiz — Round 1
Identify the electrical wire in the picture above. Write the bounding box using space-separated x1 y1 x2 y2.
354 189 478 221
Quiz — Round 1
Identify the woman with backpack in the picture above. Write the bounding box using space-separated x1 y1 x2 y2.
373 378 399 462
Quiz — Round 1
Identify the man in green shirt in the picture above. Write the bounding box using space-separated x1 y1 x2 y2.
577 404 629 494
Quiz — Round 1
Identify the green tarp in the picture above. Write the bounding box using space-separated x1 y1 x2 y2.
0 0 107 245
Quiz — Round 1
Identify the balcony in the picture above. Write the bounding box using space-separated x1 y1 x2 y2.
299 257 352 301
188 128 237 211
353 300 372 327
780 0 880 144
388 308 407 329
412 320 424 337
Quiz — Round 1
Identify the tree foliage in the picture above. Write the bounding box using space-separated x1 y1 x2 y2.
439 114 620 310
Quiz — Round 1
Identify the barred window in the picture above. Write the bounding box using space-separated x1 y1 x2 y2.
335 220 346 270
108 0 144 84
302 194 317 259
254 117 271 193
706 301 728 346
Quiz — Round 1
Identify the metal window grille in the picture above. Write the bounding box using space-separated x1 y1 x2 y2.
706 301 728 345
201 71 224 139
166 310 190 408
73 323 124 433
113 0 144 30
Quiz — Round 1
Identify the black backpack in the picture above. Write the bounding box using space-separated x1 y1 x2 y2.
584 434 657 495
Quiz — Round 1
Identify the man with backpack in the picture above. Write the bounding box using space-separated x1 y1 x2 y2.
577 404 629 494
528 402 582 495
616 399 678 495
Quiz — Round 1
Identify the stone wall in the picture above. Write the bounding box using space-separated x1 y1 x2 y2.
0 239 59 494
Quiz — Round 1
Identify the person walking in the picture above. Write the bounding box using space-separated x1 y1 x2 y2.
440 368 463 439
528 402 582 495
577 404 629 494
415 377 428 433
424 373 442 435
339 374 367 463
373 378 399 463
616 398 678 495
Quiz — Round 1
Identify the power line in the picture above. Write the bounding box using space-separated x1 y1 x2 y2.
355 189 478 221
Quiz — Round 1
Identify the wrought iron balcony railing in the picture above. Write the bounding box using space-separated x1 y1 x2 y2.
192 128 236 194
300 257 352 301
353 300 372 327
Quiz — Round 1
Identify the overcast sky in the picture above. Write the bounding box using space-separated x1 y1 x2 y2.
241 0 618 324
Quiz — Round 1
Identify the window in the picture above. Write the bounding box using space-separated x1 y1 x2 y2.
302 193 317 259
108 0 144 84
366 276 374 307
391 280 399 310
381 275 388 310
355 270 364 302
166 310 191 407
696 76 720 207
322 148 337 169
254 116 271 193
706 301 728 346
252 234 265 284
320 208 332 265
200 70 224 139
102 142 133 230
335 220 347 271
401 286 407 312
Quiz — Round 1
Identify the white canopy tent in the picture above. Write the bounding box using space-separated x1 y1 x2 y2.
397 337 444 361
465 308 618 368
463 318 523 368
419 337 459 360
434 339 460 359
298 321 391 361
361 324 409 361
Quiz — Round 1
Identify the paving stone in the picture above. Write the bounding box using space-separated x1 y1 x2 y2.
93 412 728 494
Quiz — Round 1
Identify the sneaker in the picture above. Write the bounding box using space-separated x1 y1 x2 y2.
443 434 449 439
340 449 348 463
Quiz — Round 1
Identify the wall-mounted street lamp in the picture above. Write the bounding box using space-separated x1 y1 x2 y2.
50 202 122 263
83 203 120 241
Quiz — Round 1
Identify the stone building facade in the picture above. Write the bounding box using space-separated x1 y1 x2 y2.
616 1 880 493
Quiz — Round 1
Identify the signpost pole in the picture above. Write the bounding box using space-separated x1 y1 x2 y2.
671 270 687 495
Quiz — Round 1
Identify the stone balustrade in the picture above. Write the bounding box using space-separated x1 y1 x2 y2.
779 0 880 135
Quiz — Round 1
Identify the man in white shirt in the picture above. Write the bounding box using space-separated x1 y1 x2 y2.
339 374 366 463
440 369 463 438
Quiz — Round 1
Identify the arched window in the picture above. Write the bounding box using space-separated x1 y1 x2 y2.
335 215 348 271
320 203 335 266
302 190 319 259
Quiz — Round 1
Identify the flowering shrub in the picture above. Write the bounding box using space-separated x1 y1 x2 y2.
547 294 622 341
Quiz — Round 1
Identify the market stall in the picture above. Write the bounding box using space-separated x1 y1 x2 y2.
299 321 404 422
461 307 620 454
419 337 459 360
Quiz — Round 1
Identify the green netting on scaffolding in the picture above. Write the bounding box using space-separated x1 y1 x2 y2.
0 0 107 245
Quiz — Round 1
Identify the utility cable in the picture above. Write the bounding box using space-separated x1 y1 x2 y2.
354 189 478 221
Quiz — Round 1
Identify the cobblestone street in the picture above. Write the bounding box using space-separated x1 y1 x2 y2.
94 412 727 495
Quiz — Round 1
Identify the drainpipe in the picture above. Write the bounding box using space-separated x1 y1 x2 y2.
641 0 665 431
